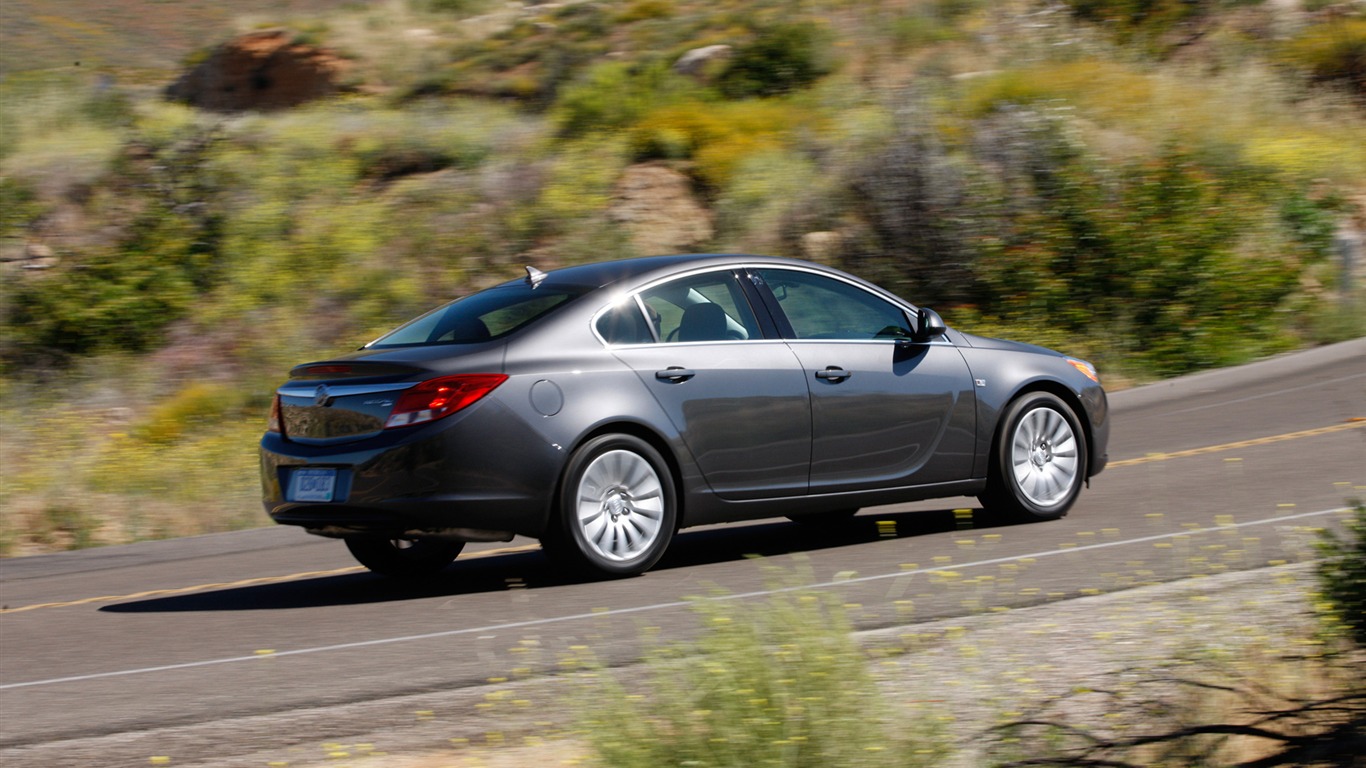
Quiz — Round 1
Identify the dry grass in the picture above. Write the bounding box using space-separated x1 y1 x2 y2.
0 0 361 76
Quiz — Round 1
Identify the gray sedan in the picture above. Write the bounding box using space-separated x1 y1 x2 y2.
261 254 1108 577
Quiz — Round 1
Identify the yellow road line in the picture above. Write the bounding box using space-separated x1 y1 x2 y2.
0 543 539 615
1108 419 1365 468
4 420 1361 615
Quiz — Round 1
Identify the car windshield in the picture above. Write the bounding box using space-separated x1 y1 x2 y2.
367 283 590 348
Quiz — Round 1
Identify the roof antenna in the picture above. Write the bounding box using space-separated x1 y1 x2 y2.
525 265 547 288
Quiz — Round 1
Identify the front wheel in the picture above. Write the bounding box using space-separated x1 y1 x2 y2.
980 392 1087 522
344 537 464 578
543 434 677 577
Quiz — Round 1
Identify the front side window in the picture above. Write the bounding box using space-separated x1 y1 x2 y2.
369 284 588 348
639 271 763 344
756 269 912 341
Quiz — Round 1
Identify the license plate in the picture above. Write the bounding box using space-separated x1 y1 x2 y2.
289 468 336 502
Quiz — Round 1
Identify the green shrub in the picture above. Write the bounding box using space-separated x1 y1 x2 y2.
1316 505 1366 646
0 177 43 237
1280 18 1366 97
627 99 817 190
410 0 488 14
132 384 244 446
1061 0 1234 51
716 21 833 99
577 588 946 768
958 114 1321 374
616 0 675 23
437 3 615 104
3 244 197 362
552 60 705 137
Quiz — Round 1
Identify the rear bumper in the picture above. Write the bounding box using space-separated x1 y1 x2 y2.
260 398 562 539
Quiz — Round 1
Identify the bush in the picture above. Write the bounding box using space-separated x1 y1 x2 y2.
0 176 43 238
1316 505 1366 646
552 60 705 137
1061 0 1229 51
4 244 198 362
627 99 816 190
842 113 977 307
577 587 946 768
957 110 1322 374
131 384 245 445
1280 18 1366 97
716 21 833 99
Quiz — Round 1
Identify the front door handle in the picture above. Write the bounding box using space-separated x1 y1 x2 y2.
815 366 852 382
656 367 696 382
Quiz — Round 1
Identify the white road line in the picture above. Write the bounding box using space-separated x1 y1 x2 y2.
0 506 1349 691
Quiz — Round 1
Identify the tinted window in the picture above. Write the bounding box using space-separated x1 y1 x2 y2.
370 284 588 348
640 271 762 343
757 269 912 341
596 298 656 345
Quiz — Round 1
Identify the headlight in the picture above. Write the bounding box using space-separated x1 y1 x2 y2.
1067 358 1100 384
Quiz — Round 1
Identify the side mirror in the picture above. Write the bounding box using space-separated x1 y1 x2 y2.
912 308 946 342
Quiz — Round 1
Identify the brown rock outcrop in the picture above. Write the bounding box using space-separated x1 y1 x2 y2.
165 29 349 112
608 163 714 255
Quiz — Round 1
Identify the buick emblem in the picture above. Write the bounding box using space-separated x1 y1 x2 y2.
314 385 332 407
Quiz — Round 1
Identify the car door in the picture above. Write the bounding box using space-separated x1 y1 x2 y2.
600 269 812 500
751 268 977 494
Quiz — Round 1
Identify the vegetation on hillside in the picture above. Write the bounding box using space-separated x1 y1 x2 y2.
1 0 1364 552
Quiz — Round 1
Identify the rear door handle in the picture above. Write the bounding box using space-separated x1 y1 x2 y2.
655 367 696 382
815 366 852 382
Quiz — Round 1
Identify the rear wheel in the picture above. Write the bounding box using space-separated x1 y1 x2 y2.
344 537 464 578
544 434 676 576
980 392 1087 522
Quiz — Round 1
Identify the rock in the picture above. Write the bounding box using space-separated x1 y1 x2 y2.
24 242 54 260
165 29 350 112
672 45 733 79
608 163 714 255
800 231 843 265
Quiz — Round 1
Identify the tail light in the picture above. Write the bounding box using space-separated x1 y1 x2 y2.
267 394 283 434
385 374 508 429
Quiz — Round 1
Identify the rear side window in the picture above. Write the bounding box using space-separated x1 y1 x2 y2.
640 271 762 343
369 284 588 348
596 298 656 345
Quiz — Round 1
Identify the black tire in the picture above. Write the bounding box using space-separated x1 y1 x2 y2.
344 537 464 578
979 391 1088 522
787 508 860 526
543 434 677 577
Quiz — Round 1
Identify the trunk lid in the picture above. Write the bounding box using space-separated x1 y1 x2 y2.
277 362 426 444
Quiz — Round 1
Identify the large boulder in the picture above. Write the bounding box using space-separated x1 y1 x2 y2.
609 163 714 255
166 29 349 112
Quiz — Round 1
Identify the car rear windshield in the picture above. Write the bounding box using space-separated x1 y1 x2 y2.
367 284 590 348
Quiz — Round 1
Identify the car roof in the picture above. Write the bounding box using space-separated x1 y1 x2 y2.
517 253 814 292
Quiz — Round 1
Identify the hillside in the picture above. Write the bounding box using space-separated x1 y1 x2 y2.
1 0 1364 554
0 0 361 76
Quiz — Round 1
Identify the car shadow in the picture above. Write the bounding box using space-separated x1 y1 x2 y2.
99 506 1023 613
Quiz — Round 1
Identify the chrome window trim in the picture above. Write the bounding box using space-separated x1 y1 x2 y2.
590 265 763 348
589 262 938 349
748 264 925 342
745 263 921 315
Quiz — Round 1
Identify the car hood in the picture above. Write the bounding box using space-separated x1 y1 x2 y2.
958 332 1064 358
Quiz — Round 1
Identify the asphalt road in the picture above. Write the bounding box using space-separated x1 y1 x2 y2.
2 338 1363 766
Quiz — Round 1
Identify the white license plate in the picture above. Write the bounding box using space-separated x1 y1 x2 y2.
289 469 336 502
